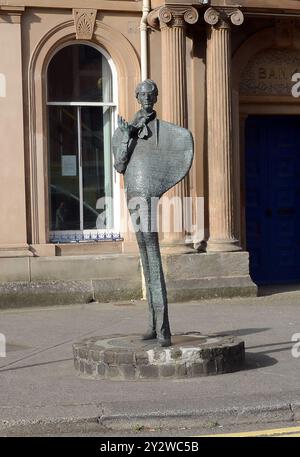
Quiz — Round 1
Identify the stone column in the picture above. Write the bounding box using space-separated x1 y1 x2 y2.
148 6 198 251
204 7 244 252
0 7 32 258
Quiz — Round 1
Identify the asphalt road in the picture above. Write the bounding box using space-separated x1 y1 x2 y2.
0 289 300 436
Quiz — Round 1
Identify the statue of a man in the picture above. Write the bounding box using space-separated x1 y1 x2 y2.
112 80 193 347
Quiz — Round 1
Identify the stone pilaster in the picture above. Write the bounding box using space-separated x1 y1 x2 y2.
148 6 198 250
0 7 32 257
204 7 244 252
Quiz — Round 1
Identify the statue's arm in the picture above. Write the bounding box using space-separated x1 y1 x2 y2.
113 138 131 174
112 115 134 174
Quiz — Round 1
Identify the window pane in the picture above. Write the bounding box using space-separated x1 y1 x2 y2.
81 106 113 230
48 44 112 103
48 106 80 230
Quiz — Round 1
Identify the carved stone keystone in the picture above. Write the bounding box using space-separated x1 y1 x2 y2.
73 9 97 40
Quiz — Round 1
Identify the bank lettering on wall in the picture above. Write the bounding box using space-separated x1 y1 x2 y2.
240 49 300 96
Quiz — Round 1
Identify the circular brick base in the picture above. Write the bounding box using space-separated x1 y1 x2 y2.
73 332 245 380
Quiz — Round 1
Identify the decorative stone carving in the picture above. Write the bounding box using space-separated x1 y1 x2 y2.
204 7 244 28
158 6 173 25
240 48 300 96
73 9 97 40
204 7 219 26
148 6 198 29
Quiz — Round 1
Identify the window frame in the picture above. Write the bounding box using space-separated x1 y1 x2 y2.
46 41 120 243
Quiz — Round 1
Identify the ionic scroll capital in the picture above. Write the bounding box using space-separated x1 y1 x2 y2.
204 7 244 29
147 6 199 30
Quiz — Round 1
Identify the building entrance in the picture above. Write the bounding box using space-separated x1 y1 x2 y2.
245 115 300 284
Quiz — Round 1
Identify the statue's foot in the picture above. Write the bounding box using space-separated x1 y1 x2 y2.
141 330 157 340
158 336 172 347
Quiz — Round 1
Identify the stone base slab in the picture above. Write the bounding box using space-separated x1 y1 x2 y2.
163 251 257 301
0 279 142 309
167 277 257 302
73 332 245 380
0 251 257 307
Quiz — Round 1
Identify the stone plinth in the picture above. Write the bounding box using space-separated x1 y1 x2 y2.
73 332 245 380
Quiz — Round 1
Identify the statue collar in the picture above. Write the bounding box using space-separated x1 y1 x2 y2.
132 110 157 139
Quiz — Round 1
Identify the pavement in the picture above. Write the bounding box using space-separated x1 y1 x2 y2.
0 288 300 436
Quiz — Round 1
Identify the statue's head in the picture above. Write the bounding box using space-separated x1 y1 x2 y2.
135 79 158 113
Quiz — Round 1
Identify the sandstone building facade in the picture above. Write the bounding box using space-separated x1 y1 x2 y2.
1 0 299 304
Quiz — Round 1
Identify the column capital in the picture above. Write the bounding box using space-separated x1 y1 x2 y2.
204 7 244 29
148 5 199 29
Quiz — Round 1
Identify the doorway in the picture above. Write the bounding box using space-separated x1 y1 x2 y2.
245 115 300 284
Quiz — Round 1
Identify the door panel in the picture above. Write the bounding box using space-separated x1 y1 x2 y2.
245 116 300 284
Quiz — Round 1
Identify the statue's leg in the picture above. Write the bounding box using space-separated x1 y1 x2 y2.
135 230 156 339
128 201 156 339
143 230 171 346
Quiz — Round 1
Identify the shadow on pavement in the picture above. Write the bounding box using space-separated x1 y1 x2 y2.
244 352 278 370
0 358 73 373
217 328 270 337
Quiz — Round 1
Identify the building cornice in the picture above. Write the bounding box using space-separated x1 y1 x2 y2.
0 5 25 22
2 1 300 16
210 0 300 14
0 1 141 12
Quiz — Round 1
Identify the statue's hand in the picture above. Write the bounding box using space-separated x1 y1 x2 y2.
118 115 132 142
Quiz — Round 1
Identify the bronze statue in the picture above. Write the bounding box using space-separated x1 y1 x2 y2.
112 80 193 347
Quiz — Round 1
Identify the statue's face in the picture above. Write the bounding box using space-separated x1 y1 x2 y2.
137 85 157 113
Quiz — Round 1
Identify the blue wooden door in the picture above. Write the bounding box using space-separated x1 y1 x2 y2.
245 115 300 284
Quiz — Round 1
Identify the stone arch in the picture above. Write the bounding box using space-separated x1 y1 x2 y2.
232 27 275 91
28 19 140 244
233 25 300 93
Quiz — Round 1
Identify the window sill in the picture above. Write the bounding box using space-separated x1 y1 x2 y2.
55 240 123 256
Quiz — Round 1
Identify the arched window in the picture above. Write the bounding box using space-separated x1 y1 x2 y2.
47 43 118 242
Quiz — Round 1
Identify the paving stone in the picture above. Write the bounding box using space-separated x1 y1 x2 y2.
106 366 120 379
116 351 134 365
159 364 176 378
138 364 159 378
135 352 149 365
119 364 136 380
97 362 106 377
103 350 115 365
175 363 187 377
